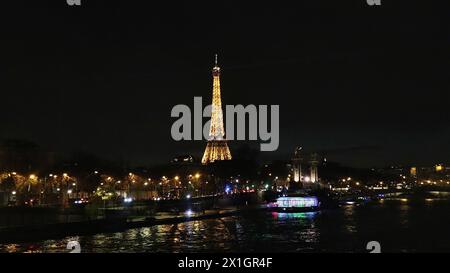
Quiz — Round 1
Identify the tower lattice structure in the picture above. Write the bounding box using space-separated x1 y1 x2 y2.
201 55 232 165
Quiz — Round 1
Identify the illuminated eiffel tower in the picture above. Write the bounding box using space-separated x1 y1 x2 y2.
201 55 232 165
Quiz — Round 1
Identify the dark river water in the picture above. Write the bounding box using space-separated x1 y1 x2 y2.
1 199 450 253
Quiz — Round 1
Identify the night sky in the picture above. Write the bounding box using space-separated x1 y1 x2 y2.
2 1 449 167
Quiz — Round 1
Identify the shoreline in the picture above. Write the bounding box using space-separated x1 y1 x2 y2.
0 206 270 245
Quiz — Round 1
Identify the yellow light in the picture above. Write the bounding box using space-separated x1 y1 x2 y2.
195 173 200 179
29 174 37 180
436 165 444 172
174 176 179 181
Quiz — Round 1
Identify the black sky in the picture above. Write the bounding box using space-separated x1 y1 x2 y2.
2 0 449 167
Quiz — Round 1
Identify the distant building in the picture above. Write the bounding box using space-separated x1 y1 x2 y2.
291 147 320 187
171 155 194 164
310 153 319 183
292 147 302 183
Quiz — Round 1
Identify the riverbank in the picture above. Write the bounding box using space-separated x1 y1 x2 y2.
0 206 268 244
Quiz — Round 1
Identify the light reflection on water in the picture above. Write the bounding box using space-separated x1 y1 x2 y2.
1 200 450 253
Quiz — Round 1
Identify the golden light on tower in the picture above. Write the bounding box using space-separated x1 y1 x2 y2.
201 55 232 164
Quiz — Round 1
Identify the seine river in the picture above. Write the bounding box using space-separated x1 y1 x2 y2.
1 198 450 253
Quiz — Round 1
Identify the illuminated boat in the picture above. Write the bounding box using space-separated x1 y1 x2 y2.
267 196 320 212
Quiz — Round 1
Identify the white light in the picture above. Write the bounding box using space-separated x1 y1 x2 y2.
186 194 191 199
12 191 16 195
67 189 72 194
124 197 133 203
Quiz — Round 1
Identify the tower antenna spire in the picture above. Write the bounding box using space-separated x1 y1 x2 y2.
215 54 218 66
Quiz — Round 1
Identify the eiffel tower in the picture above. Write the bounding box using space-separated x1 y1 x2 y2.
201 55 232 165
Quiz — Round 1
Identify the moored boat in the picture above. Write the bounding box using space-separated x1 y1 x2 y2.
267 196 320 212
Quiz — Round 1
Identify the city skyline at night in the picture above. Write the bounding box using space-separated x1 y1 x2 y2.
1 0 450 258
